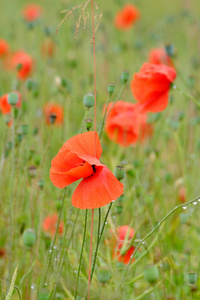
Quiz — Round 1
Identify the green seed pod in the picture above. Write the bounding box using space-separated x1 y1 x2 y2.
121 70 130 84
8 92 19 106
188 271 197 285
17 63 22 71
107 84 115 95
17 130 23 142
83 94 94 109
144 265 160 284
97 267 112 283
23 229 36 248
21 124 29 135
165 44 175 57
114 166 125 181
25 78 36 91
85 118 93 131
38 179 45 189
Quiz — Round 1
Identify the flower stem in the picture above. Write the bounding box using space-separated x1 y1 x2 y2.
40 187 67 288
87 209 94 300
114 195 200 296
98 95 111 139
90 202 113 283
75 209 88 299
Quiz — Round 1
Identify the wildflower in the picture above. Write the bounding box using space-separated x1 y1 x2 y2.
0 39 9 58
131 63 176 113
148 48 174 68
41 38 55 58
112 225 135 264
44 103 64 125
178 186 186 203
22 3 42 23
50 131 124 209
105 101 153 147
115 4 140 30
43 214 64 237
0 92 21 114
12 51 33 80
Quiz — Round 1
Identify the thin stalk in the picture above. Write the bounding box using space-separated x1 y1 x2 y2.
75 209 88 299
40 187 67 288
51 209 80 299
79 110 89 134
106 83 126 119
90 202 113 283
173 84 200 108
87 209 94 300
114 195 200 296
98 95 111 139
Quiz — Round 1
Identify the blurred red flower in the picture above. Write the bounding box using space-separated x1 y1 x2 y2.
22 3 42 23
0 39 9 58
44 103 64 125
43 214 64 237
148 48 174 68
131 63 176 113
12 51 33 80
178 186 186 203
41 39 56 58
115 4 140 30
112 226 135 264
50 131 124 209
0 248 5 258
0 92 21 114
105 101 153 147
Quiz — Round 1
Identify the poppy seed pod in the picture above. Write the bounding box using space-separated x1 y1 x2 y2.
114 166 125 181
23 229 36 248
83 93 94 109
188 271 197 285
28 165 37 178
121 70 130 84
144 265 160 284
107 84 115 95
49 113 57 124
85 118 93 131
97 267 112 283
8 92 19 106
38 179 45 189
165 44 175 57
25 78 36 91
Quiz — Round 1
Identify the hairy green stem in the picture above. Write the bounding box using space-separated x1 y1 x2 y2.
75 209 88 299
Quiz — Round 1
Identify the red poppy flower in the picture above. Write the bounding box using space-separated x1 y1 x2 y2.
148 48 174 68
178 186 186 203
131 63 176 113
115 4 140 30
50 131 124 209
22 3 42 23
44 103 64 125
41 39 56 58
112 226 135 264
0 39 9 58
43 214 64 237
0 92 21 114
12 51 33 80
105 101 153 147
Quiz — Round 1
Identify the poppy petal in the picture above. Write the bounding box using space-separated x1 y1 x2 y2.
50 161 93 188
72 165 124 209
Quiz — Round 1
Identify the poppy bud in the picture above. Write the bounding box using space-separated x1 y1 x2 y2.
49 113 57 124
17 130 23 142
83 93 94 109
85 118 93 131
23 229 36 248
25 78 36 91
28 165 37 178
121 70 130 84
8 92 19 106
144 265 160 284
107 84 115 95
114 166 125 181
165 44 175 57
38 179 45 189
97 267 112 283
188 271 197 285
21 124 29 135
